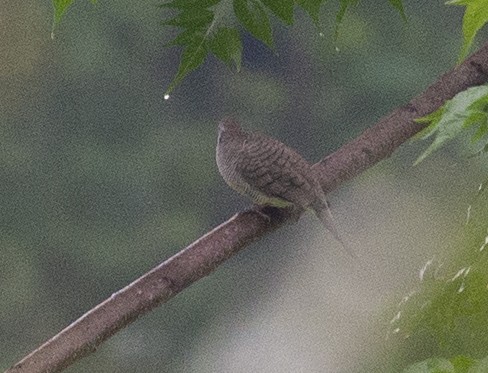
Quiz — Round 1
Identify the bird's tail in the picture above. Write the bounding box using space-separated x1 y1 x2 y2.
311 198 356 258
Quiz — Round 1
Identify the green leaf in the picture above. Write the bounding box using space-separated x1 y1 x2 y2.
387 0 407 21
414 85 488 165
262 0 294 25
162 8 214 28
163 0 238 94
295 0 327 26
413 107 445 139
53 0 74 26
233 0 274 48
53 0 73 27
165 29 206 47
335 0 359 38
467 113 488 142
447 0 488 61
402 358 454 373
208 27 242 70
52 0 96 35
165 35 208 95
161 6 215 95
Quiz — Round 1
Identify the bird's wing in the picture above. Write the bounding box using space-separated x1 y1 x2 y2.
236 134 316 207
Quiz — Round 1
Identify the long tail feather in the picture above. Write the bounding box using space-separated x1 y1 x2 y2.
311 199 356 258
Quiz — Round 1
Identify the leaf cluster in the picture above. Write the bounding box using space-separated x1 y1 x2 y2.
51 0 488 94
160 0 405 94
414 86 488 165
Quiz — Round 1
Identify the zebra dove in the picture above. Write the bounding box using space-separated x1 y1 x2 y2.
216 117 348 250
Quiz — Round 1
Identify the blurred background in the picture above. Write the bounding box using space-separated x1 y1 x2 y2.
2 1 488 372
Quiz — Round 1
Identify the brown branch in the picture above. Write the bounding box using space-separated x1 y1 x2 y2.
6 43 488 373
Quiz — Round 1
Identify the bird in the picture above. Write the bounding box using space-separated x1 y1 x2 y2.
216 117 351 254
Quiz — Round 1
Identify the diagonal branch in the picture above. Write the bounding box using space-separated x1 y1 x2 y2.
6 43 488 373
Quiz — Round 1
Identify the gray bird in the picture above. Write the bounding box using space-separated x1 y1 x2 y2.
216 117 349 252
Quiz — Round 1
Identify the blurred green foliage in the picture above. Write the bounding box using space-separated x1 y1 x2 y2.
357 188 488 372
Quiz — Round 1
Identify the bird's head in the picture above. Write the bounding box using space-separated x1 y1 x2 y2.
217 117 245 146
218 117 242 134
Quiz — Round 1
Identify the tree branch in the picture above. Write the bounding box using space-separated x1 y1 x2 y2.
6 43 488 373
